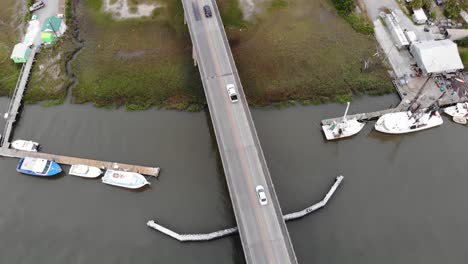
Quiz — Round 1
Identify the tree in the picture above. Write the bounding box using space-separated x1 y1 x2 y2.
331 0 355 15
444 0 461 19
410 0 423 9
422 0 433 10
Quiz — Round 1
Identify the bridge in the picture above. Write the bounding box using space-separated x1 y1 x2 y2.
180 0 298 263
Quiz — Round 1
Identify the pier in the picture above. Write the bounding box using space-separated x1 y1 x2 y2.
147 176 344 241
1 48 37 148
0 148 160 176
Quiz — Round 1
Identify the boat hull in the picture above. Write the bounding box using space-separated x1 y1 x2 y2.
12 140 39 152
375 111 443 134
322 119 366 140
16 158 62 176
444 103 468 117
69 165 102 178
102 170 149 189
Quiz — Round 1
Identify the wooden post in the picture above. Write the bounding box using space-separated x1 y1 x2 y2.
192 46 197 66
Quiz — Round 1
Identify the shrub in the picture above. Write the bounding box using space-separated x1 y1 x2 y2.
331 0 355 15
444 0 461 19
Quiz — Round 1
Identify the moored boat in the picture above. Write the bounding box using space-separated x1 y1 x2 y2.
12 140 39 152
69 165 102 178
375 109 443 134
444 102 468 118
102 170 149 189
322 102 366 140
16 157 62 176
453 116 467 125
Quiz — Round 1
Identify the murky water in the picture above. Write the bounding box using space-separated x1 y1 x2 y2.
0 94 467 263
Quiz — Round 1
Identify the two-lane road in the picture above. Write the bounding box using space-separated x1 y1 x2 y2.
181 0 298 263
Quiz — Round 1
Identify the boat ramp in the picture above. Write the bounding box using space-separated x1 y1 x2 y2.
147 176 344 241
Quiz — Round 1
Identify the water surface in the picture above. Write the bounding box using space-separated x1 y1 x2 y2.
0 94 467 263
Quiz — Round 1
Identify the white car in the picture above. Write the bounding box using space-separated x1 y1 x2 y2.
29 1 45 12
226 84 238 103
256 185 268 206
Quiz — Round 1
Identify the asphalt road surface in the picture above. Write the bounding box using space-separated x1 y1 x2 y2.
181 0 298 263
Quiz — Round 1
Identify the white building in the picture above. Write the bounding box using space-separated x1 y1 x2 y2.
410 40 464 75
412 8 427 24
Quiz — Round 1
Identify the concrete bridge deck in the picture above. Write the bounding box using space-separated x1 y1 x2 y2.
181 0 297 263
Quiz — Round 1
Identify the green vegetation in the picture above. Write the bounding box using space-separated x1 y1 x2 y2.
228 0 391 106
444 0 461 19
71 0 206 110
459 47 468 67
10 0 392 110
25 32 78 104
217 0 249 28
66 0 73 19
409 0 432 10
0 0 24 97
269 0 289 10
330 0 373 35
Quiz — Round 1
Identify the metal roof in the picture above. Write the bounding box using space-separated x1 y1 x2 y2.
411 40 464 74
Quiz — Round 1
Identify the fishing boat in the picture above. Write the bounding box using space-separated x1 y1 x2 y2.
444 102 468 118
16 157 62 176
375 109 443 134
69 165 102 178
322 102 366 140
102 170 150 189
11 140 39 152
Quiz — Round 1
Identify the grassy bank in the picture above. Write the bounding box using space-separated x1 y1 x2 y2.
0 0 25 96
69 0 205 110
228 0 392 105
68 0 391 110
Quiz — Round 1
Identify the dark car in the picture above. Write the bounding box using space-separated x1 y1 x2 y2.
203 5 212 18
435 0 443 5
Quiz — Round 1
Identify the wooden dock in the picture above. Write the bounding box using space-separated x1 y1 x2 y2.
0 148 160 177
1 48 37 148
321 103 407 126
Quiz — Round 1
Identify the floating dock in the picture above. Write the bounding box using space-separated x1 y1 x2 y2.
147 176 344 241
0 148 160 177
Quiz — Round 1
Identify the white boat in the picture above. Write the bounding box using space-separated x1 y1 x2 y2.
11 140 39 152
444 102 468 118
102 169 149 189
322 102 366 140
69 165 102 178
375 109 443 134
453 116 467 125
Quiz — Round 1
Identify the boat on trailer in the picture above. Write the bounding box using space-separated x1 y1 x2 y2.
11 140 39 152
102 169 150 189
69 165 102 178
322 102 366 140
16 157 62 176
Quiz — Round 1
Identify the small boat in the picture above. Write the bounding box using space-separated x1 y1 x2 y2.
12 140 39 152
69 165 102 178
16 157 62 176
102 170 149 189
444 102 468 118
453 116 467 125
322 102 366 140
375 109 443 134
